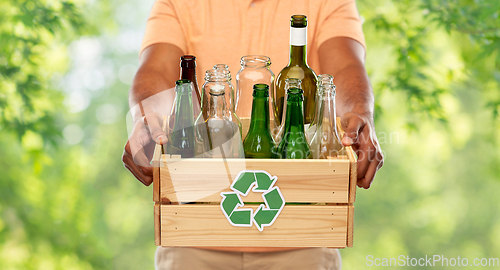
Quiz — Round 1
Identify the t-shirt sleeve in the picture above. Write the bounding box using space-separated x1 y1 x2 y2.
316 0 366 50
140 0 187 57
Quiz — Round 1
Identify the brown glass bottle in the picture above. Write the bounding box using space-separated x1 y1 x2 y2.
180 55 202 118
275 15 318 125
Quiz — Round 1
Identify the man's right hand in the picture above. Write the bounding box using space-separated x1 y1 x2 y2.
122 113 167 186
122 43 183 186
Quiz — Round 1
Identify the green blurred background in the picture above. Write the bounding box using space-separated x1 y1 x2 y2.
1 0 499 269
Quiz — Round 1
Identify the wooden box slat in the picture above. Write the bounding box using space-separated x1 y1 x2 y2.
158 204 349 248
157 158 350 203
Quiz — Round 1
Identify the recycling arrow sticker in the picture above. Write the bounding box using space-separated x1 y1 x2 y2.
220 170 285 231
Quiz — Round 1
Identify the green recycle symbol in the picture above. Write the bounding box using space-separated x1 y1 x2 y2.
220 170 285 231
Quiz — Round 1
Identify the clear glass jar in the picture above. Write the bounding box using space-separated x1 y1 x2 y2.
235 55 276 133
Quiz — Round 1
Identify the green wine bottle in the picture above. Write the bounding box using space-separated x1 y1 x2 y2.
275 15 318 125
277 86 312 159
243 84 277 158
166 79 196 158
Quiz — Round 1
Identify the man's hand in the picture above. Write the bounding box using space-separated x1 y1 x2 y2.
122 113 167 186
122 43 182 185
341 112 384 189
319 37 384 189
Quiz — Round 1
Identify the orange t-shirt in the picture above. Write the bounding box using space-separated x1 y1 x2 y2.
141 0 365 116
141 0 364 252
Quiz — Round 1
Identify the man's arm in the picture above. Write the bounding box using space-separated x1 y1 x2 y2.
122 43 183 186
319 37 384 189
129 43 182 107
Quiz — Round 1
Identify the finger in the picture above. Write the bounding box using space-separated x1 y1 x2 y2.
122 150 153 186
341 112 365 146
133 146 153 168
357 159 380 189
356 149 369 180
123 148 152 175
128 118 158 166
128 118 152 156
145 113 167 144
356 142 377 178
138 164 153 176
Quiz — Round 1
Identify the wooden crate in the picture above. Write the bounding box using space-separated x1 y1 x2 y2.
152 117 357 248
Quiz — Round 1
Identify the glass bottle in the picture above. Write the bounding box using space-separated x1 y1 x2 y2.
276 85 312 159
275 15 318 126
179 55 202 118
275 78 301 144
205 84 244 158
307 74 334 142
243 84 276 158
309 80 344 159
165 79 196 158
235 56 276 120
201 67 237 119
213 64 236 113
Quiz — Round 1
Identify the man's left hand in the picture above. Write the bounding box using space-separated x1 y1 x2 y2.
341 112 384 189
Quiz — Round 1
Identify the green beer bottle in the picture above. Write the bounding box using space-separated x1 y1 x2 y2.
166 79 196 158
275 15 318 125
243 84 276 158
276 86 312 159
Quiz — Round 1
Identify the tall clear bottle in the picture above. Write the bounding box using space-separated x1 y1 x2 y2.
213 64 236 113
205 85 244 158
165 79 196 158
309 79 344 159
307 74 334 142
243 84 276 159
275 15 318 126
276 84 312 159
201 67 237 120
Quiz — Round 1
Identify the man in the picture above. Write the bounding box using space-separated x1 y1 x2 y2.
122 0 384 269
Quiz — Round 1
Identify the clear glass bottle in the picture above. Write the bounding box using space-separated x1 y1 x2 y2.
213 64 236 113
205 84 244 158
201 67 237 116
275 78 301 144
307 74 334 142
309 79 344 159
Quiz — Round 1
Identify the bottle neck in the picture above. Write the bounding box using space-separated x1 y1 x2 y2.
316 94 336 128
174 91 194 126
249 96 270 131
208 93 227 119
181 68 196 83
289 26 307 66
180 67 201 110
289 45 307 66
284 99 305 134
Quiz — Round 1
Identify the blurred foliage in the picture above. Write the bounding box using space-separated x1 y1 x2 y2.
0 0 499 269
0 0 89 144
363 0 500 127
